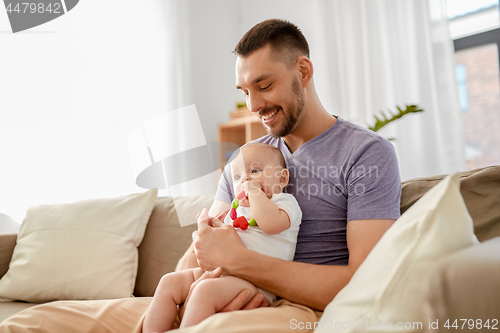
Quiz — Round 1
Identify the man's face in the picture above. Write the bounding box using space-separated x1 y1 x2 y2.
235 45 305 138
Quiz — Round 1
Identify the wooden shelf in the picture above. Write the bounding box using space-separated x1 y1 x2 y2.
218 114 268 167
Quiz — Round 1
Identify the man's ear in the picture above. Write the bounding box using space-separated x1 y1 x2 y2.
280 168 290 189
297 56 313 87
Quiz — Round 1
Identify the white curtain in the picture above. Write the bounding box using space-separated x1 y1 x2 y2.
310 0 466 180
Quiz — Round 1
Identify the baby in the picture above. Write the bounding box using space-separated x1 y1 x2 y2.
142 142 302 332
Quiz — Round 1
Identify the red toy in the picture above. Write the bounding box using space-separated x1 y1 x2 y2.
232 216 249 230
230 191 257 230
229 208 237 220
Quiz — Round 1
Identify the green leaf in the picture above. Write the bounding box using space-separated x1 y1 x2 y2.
368 104 423 132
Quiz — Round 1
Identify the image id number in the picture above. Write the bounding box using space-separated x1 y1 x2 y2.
444 319 498 330
6 2 61 14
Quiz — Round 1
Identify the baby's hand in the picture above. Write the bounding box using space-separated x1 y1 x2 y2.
243 180 262 197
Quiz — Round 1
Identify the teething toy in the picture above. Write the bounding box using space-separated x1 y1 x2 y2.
233 216 249 230
230 194 257 230
229 208 237 220
231 198 239 209
239 220 249 230
236 190 246 200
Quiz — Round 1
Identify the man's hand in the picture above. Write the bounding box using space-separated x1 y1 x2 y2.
175 209 227 272
193 213 245 272
220 290 270 312
190 213 271 313
195 208 226 226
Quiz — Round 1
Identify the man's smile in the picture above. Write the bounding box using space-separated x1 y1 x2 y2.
261 107 280 125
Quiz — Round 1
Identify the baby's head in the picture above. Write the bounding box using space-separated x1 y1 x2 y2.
229 143 289 204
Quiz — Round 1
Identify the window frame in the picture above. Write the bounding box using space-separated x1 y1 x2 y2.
450 0 500 170
452 1 500 70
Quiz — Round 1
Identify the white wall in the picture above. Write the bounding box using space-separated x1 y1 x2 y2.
0 1 176 224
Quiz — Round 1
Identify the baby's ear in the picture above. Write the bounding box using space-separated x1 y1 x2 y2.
280 168 290 188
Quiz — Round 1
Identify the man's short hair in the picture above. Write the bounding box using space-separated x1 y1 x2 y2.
233 19 310 68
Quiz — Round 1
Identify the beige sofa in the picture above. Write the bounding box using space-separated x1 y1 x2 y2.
0 166 499 332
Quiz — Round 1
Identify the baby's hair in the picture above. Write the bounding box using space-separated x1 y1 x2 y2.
228 143 287 169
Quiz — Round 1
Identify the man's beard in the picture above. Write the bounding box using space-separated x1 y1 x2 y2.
262 77 305 138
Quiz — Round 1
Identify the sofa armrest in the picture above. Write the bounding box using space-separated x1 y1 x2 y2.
0 233 17 279
423 237 500 332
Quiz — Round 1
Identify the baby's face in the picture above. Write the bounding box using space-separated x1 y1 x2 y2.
230 145 287 206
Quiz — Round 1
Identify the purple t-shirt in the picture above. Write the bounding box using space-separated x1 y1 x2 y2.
215 116 401 266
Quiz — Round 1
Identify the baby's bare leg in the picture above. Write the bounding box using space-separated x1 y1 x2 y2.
180 276 259 328
142 268 204 333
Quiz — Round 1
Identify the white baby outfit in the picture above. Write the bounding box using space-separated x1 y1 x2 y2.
224 192 302 303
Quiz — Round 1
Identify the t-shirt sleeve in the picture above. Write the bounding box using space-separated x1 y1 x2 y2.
271 193 302 228
214 163 234 204
346 137 401 222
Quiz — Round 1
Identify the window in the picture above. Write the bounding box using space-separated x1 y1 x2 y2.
447 0 500 170
454 63 469 111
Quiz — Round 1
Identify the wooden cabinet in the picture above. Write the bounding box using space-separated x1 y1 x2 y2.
217 108 268 167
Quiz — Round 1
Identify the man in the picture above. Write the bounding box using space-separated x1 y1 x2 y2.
176 19 401 330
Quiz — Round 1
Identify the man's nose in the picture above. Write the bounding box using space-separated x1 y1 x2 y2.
247 93 264 113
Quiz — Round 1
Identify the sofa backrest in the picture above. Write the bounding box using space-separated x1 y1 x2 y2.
134 195 214 297
0 233 16 280
400 165 500 242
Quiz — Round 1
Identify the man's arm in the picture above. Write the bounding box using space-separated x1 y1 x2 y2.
175 200 231 272
194 218 395 311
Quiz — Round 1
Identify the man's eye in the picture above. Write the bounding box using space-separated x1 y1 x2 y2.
260 84 271 91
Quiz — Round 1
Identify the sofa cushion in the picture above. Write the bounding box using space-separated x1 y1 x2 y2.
423 237 500 332
134 195 215 297
0 300 37 325
0 189 157 303
0 297 152 332
0 297 320 333
316 173 478 332
401 165 500 241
